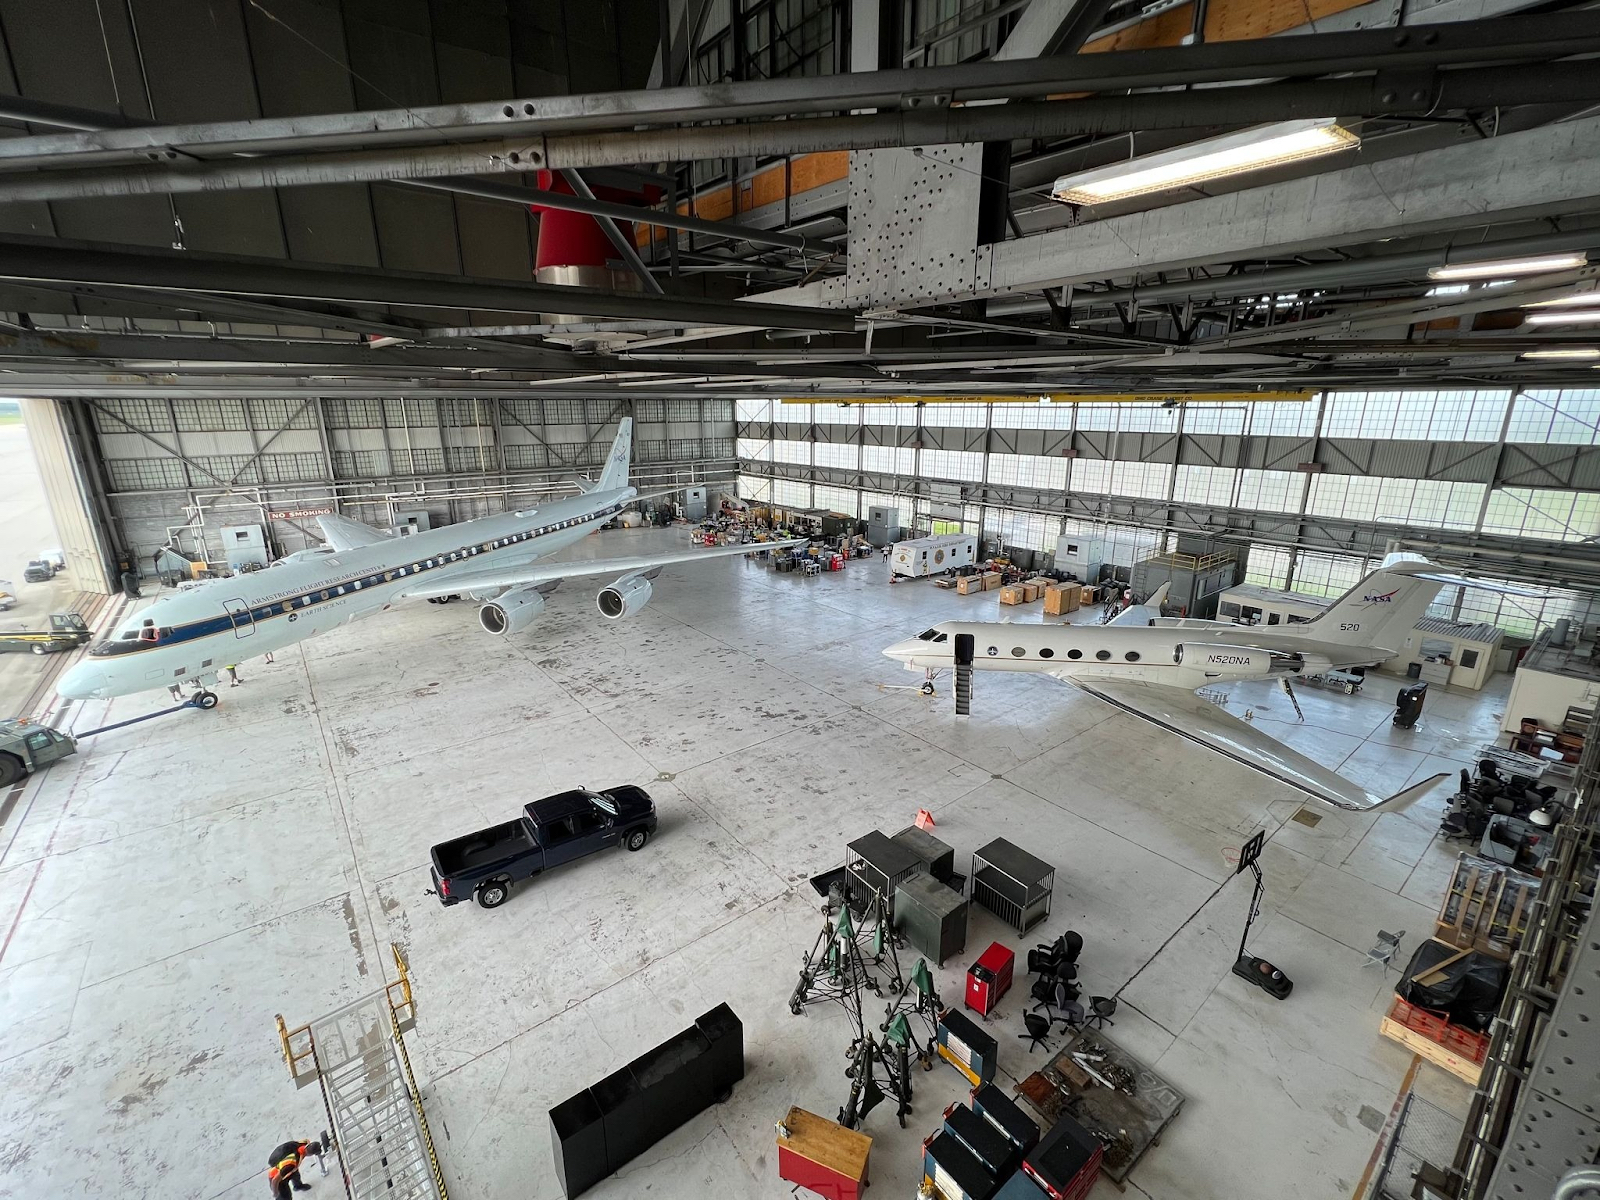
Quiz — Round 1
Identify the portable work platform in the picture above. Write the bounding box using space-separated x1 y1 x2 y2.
276 945 447 1200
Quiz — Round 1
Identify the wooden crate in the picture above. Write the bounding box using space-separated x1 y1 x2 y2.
982 572 1004 591
1044 585 1079 616
999 585 1026 606
957 575 984 595
1436 852 1540 959
1379 998 1487 1085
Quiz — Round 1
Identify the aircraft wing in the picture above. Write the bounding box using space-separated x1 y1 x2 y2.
1062 676 1445 813
398 537 807 600
318 514 388 552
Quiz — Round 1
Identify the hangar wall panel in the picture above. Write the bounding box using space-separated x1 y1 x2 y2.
21 399 116 594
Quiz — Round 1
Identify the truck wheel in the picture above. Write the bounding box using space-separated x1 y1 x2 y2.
0 754 22 786
625 828 649 852
476 881 509 909
31 644 45 655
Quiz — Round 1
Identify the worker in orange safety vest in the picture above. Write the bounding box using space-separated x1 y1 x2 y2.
266 1138 322 1198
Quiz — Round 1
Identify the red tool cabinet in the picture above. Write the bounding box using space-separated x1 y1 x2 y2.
965 941 1015 1018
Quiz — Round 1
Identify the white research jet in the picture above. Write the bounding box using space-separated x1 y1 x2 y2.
59 420 797 703
884 555 1454 813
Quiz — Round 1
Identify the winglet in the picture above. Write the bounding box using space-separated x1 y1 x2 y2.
1364 772 1448 814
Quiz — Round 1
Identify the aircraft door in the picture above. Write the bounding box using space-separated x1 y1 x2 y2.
224 597 256 638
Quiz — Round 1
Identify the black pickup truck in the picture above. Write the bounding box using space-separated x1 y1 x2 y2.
429 786 657 909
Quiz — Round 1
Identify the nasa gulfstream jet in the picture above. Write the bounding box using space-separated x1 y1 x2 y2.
884 556 1453 812
60 420 797 702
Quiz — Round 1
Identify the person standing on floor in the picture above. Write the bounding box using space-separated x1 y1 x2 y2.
225 664 242 687
263 651 275 664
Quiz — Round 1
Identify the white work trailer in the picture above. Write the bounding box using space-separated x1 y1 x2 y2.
890 534 978 578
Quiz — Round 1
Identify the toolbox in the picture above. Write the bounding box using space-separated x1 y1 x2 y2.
924 1130 1000 1200
944 1102 1021 1178
1022 1112 1104 1200
936 1008 998 1088
965 941 1015 1017
777 1106 872 1200
972 1084 1039 1157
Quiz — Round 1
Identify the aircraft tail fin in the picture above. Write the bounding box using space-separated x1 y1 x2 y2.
598 418 632 491
1295 555 1444 657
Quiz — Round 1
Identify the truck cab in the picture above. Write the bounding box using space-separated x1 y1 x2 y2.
0 719 77 786
429 785 657 909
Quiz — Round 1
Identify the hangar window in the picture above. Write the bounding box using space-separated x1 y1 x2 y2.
1095 650 1111 661
1125 651 1141 662
1067 649 1082 660
1011 647 1026 657
1040 648 1054 659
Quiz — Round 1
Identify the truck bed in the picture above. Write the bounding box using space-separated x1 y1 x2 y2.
431 819 535 877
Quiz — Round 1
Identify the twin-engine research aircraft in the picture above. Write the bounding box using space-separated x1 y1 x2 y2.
884 556 1455 813
59 420 797 702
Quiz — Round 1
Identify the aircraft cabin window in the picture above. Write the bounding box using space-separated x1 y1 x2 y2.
1125 651 1141 662
1040 648 1054 659
1095 649 1111 661
1067 649 1082 660
1011 647 1026 657
1267 613 1281 625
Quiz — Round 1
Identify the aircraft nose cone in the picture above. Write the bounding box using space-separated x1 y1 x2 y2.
884 639 918 662
56 663 106 700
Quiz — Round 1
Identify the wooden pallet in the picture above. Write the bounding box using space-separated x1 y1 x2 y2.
1379 1014 1485 1085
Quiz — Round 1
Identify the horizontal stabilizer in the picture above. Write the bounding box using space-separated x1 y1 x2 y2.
317 513 387 552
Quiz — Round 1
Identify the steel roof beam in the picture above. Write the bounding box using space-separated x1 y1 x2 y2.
0 237 857 333
0 59 1595 203
0 12 1593 168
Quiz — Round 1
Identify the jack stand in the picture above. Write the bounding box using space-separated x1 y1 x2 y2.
1279 677 1305 723
1229 830 1293 1000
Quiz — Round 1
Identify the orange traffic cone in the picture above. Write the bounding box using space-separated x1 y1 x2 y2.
914 808 936 830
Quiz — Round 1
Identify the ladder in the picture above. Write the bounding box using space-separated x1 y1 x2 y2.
277 946 447 1200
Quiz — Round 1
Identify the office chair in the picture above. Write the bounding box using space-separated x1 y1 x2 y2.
1017 1010 1051 1054
1085 996 1117 1029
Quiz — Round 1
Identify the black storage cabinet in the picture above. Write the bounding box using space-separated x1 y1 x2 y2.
895 871 969 966
549 1088 609 1199
925 1129 1000 1200
547 1004 746 1197
696 1002 745 1098
891 825 956 881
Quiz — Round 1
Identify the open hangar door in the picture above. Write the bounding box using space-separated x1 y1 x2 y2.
18 398 120 595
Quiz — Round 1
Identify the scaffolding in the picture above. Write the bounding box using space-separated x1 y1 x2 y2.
275 945 448 1200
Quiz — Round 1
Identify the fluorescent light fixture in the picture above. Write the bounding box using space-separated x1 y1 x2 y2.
1527 289 1600 308
1520 348 1600 360
1050 118 1359 205
1526 309 1600 326
1428 253 1587 282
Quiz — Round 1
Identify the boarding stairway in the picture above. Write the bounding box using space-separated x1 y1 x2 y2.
277 946 447 1200
953 632 975 716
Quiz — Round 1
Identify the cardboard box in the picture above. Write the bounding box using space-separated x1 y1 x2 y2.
957 574 984 595
998 585 1026 606
982 572 1004 591
1044 585 1080 616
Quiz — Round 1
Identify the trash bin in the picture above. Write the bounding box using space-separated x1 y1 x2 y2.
1395 682 1428 729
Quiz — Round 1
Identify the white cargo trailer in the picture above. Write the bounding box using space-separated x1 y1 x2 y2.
890 534 978 578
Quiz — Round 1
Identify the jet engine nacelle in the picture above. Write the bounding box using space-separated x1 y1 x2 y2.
1173 643 1277 679
479 587 546 635
597 573 652 619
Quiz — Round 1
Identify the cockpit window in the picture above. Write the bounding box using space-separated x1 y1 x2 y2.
915 629 949 642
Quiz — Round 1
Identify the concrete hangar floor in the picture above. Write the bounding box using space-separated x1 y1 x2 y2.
0 527 1492 1200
